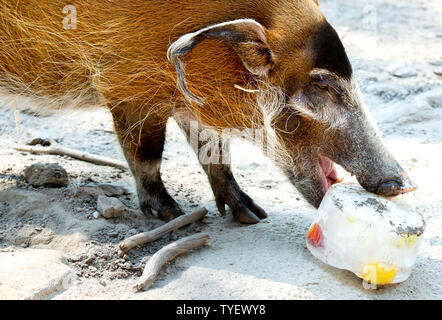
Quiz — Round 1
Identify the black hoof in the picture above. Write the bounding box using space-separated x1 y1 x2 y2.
233 208 261 224
215 189 267 224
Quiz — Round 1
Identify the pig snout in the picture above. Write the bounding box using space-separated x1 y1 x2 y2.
374 173 418 197
356 169 418 197
330 115 418 199
352 145 418 198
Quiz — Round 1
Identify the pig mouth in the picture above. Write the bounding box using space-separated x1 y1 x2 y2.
318 156 343 194
315 156 417 199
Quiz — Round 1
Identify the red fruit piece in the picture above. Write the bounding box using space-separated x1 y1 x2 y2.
307 223 323 247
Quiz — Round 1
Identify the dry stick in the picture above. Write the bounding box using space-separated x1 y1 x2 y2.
133 233 211 292
14 142 129 170
119 207 208 253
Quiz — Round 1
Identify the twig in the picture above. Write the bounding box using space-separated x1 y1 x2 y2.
119 207 208 253
14 141 129 170
133 233 211 292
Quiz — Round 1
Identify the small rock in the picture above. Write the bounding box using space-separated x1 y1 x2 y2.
429 60 442 67
97 196 125 219
84 256 94 264
83 181 130 197
87 246 98 256
109 232 118 238
96 182 130 197
66 253 88 263
27 138 51 147
23 163 69 188
434 67 442 76
73 186 106 199
387 62 417 78
92 211 100 219
99 280 106 287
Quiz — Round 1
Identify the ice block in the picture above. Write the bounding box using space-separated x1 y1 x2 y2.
306 183 425 286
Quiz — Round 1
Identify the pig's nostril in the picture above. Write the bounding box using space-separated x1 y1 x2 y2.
376 177 418 197
376 180 401 197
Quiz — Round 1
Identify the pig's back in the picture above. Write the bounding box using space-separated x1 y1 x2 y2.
0 0 271 108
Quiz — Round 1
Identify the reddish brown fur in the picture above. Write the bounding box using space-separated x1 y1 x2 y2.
0 0 323 120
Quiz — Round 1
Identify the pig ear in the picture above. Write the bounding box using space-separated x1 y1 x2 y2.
167 19 274 106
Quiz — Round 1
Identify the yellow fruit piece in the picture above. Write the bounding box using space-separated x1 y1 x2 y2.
361 262 397 285
396 235 418 248
405 235 417 247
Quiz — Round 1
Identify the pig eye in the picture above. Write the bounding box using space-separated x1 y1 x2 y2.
313 80 330 92
312 77 343 96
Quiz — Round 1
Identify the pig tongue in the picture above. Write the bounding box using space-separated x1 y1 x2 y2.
319 156 340 191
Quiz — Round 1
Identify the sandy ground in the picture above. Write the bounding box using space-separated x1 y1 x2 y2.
0 0 441 300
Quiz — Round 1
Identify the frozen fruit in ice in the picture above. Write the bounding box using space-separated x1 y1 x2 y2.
306 183 425 286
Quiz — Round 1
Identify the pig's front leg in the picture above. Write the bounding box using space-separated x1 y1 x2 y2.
176 115 267 224
205 162 268 224
111 107 183 222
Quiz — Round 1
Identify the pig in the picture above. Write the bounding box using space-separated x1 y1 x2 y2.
0 0 416 224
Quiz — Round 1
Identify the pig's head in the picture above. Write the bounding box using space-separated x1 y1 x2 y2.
167 2 417 208
268 19 418 207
